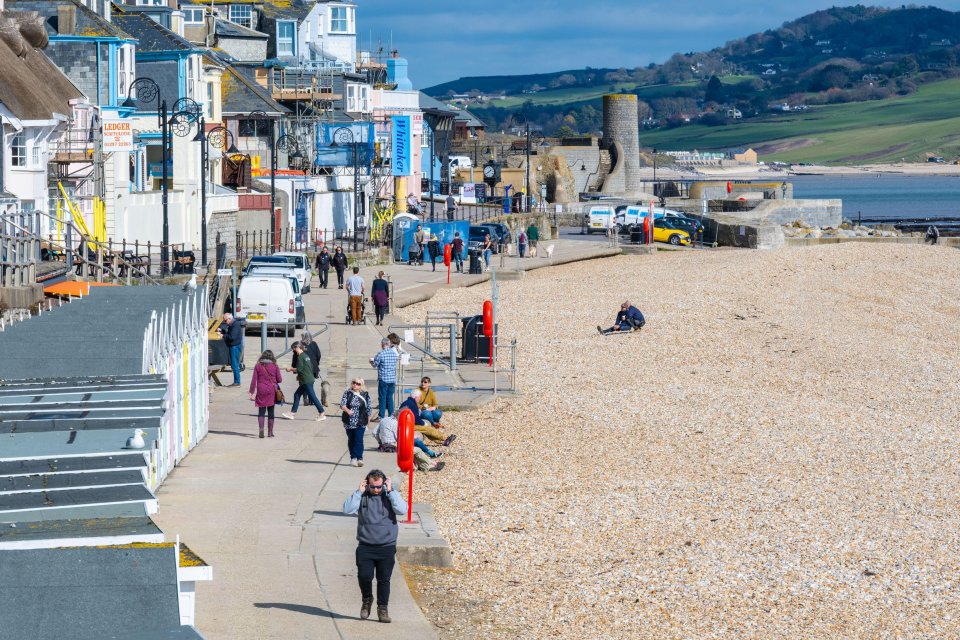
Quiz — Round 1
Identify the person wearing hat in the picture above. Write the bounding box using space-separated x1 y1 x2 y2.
426 234 441 272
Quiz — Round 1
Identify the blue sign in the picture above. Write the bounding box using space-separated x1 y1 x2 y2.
391 115 412 176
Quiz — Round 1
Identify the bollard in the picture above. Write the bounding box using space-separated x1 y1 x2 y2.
448 323 457 371
260 322 268 354
397 408 416 524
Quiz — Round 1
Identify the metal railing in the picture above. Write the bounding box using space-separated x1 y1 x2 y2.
251 321 330 358
492 337 518 394
387 323 458 371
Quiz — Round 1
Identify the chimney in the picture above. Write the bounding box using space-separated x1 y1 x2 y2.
57 4 76 35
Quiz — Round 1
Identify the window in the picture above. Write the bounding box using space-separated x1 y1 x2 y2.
277 21 295 57
229 4 252 28
135 0 164 5
11 132 26 167
116 44 135 105
183 7 204 24
238 119 271 137
346 83 370 113
330 6 352 33
31 144 41 167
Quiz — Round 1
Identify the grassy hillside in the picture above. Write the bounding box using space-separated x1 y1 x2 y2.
640 79 960 163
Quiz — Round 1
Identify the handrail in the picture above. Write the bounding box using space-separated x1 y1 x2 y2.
386 323 457 371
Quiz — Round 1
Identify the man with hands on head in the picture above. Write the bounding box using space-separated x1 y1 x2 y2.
343 469 407 624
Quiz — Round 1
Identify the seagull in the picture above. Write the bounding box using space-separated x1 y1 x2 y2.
182 274 197 292
125 429 146 449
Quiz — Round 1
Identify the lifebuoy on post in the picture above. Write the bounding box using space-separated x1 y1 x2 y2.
397 408 414 473
443 243 452 267
482 300 493 338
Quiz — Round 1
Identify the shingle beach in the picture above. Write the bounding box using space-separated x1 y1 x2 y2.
401 244 960 639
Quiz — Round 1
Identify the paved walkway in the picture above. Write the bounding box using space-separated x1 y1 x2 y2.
153 237 617 639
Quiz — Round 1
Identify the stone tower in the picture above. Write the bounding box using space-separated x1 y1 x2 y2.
601 94 642 196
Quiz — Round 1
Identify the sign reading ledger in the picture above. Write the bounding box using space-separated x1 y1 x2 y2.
102 117 133 152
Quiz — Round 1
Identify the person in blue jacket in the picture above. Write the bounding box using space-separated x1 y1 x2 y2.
598 301 645 335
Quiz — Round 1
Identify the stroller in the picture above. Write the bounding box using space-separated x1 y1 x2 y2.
345 296 368 325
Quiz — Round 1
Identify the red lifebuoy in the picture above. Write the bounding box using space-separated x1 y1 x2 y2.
443 243 452 267
397 408 415 473
482 300 493 338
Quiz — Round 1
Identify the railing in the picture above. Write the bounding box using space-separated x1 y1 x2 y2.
253 321 329 359
0 210 41 288
387 323 458 371
492 337 518 394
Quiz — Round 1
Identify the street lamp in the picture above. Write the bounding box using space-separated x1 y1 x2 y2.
193 119 242 265
331 126 362 251
652 147 658 193
123 79 200 275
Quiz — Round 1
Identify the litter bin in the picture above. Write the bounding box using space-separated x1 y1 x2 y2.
468 249 482 274
461 314 494 362
630 225 644 244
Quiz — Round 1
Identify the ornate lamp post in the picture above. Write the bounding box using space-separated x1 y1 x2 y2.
192 119 241 265
123 79 200 275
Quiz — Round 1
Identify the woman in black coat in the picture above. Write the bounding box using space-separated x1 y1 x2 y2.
371 271 389 326
331 246 348 289
426 235 441 272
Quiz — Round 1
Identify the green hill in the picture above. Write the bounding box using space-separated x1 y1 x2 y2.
429 5 960 162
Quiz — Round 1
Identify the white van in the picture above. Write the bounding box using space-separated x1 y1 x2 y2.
586 206 615 234
236 276 305 335
614 206 687 232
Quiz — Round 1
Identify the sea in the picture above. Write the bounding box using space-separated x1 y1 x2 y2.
789 174 960 221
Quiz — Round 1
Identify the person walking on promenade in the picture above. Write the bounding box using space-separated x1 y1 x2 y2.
332 246 348 289
218 313 244 386
526 222 539 257
282 342 326 421
340 378 372 467
413 224 426 266
427 234 441 272
342 469 406 623
517 229 528 258
315 246 331 289
346 266 365 324
482 233 493 271
445 193 458 221
417 376 444 426
369 338 399 421
451 232 464 273
371 271 390 326
288 332 322 409
399 389 456 447
248 350 282 438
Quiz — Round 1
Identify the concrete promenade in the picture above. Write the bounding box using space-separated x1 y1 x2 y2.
152 237 617 639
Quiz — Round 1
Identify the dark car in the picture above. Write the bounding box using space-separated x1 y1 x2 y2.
468 225 489 252
475 223 509 253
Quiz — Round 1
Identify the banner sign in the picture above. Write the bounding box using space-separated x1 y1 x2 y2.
391 115 412 176
102 116 133 152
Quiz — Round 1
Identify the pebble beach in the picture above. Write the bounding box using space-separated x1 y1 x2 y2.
401 244 960 639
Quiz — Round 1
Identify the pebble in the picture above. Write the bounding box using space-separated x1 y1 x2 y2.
399 243 960 639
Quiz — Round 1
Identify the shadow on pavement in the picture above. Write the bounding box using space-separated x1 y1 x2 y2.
254 602 360 620
286 458 340 466
312 509 352 518
208 429 257 438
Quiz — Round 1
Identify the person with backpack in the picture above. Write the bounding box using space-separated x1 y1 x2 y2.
248 350 282 438
342 469 407 623
517 230 528 258
340 377 372 467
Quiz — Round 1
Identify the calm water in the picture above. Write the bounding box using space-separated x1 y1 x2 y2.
789 174 960 220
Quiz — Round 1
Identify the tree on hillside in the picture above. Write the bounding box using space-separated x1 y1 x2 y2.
705 75 724 103
549 74 577 89
894 55 920 76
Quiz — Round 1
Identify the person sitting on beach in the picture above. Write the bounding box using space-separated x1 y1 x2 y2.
413 435 445 472
598 301 645 335
374 414 398 452
417 376 444 427
399 389 456 447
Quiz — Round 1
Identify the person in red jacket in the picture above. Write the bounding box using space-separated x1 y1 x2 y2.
248 350 282 438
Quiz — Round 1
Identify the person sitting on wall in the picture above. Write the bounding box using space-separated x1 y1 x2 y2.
598 301 645 335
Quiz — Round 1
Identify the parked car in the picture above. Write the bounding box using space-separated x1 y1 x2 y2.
474 223 508 253
271 251 311 293
236 276 305 336
482 222 513 247
657 216 703 240
652 220 692 246
468 225 489 252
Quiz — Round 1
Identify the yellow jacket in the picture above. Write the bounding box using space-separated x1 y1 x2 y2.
418 387 437 409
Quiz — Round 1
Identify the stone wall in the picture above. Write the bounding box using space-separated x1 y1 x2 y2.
601 94 641 196
749 199 842 228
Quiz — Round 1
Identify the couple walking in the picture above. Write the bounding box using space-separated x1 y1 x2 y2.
248 333 325 437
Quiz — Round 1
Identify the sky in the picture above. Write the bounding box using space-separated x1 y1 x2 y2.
355 1 960 88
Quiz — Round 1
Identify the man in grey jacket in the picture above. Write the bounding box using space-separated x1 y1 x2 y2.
342 469 407 623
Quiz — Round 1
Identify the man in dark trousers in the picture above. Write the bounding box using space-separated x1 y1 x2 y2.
343 469 407 623
598 301 645 335
331 246 348 289
445 193 458 221
451 231 464 273
314 246 331 289
217 313 244 386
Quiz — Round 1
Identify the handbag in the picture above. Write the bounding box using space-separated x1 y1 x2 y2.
270 365 284 404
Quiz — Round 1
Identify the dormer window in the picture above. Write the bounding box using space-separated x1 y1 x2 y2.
329 6 353 33
229 4 252 29
277 21 295 57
